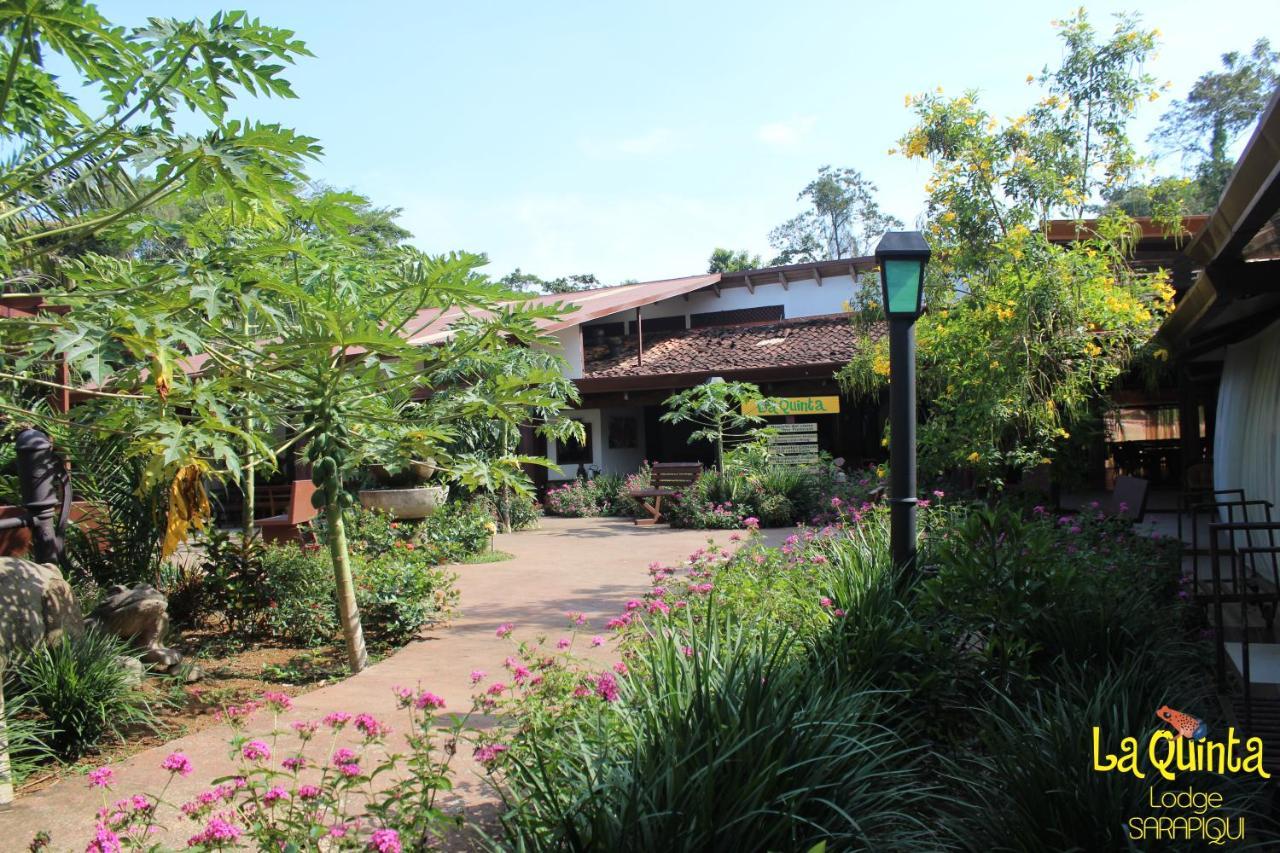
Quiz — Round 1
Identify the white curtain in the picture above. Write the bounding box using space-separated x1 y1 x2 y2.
1214 319 1280 553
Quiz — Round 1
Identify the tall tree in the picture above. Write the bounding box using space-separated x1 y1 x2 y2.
768 166 901 264
842 10 1175 484
707 247 761 273
1153 39 1279 211
499 268 600 294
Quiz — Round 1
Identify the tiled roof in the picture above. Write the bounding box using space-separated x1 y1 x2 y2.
582 313 882 379
403 274 720 344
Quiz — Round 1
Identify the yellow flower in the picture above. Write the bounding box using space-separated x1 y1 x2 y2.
1083 341 1102 357
1154 347 1170 362
872 354 891 377
941 211 956 222
1057 428 1070 439
967 451 981 463
1026 73 1034 84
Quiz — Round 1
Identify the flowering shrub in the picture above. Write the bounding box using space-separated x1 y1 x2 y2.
473 496 1258 850
542 470 640 518
65 689 463 851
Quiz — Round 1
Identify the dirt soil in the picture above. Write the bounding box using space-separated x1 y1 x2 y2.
17 627 352 795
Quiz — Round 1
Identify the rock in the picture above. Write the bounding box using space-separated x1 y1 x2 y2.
0 557 84 657
140 646 182 669
181 663 204 683
88 583 185 675
115 655 145 687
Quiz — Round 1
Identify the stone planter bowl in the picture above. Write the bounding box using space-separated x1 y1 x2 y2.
358 485 448 519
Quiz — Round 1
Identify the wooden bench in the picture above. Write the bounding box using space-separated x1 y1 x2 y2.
255 478 320 544
628 462 702 526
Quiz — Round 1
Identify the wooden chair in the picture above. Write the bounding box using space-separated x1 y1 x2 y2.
255 479 319 544
1109 475 1149 521
628 462 702 526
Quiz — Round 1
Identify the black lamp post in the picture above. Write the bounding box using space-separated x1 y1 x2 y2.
875 231 931 574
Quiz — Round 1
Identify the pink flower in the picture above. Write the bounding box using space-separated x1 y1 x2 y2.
729 533 741 542
241 740 270 762
831 496 843 507
511 664 532 683
474 743 509 765
681 645 694 658
556 637 571 649
625 599 641 611
85 823 121 853
469 669 487 684
369 828 403 853
297 784 322 800
354 713 391 739
130 794 150 812
332 747 358 766
282 756 307 772
262 691 293 712
161 751 193 777
415 691 446 710
613 661 628 675
338 762 361 777
263 786 290 805
329 823 351 838
833 608 846 617
87 767 115 788
291 720 319 738
591 635 605 647
487 681 507 696
593 672 620 702
392 684 415 706
743 516 760 529
933 489 945 498
323 712 352 729
495 622 515 638
917 499 931 509
819 597 833 608
188 817 241 846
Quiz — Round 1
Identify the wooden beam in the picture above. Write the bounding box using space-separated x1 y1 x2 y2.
712 282 721 298
813 269 823 287
743 273 754 294
778 271 789 291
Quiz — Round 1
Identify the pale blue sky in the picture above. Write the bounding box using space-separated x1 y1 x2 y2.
99 0 1277 283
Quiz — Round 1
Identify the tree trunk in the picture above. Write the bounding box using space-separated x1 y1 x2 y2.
325 500 368 672
241 452 255 542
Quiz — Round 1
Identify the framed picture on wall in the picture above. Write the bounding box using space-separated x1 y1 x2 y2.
556 420 593 465
608 416 637 449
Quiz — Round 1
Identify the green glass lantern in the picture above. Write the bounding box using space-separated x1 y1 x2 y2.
875 231 931 319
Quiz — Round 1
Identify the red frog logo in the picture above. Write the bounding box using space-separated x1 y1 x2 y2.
1156 705 1209 740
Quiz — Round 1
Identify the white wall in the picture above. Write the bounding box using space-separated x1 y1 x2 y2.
590 275 859 329
546 406 647 481
535 326 585 379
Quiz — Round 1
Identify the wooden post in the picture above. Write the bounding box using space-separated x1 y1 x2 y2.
636 307 644 367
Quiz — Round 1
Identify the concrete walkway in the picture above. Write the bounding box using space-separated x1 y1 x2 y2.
1 517 749 849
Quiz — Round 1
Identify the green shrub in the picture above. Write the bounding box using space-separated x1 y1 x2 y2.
499 614 936 852
260 546 339 647
6 629 161 760
355 552 458 646
200 528 273 634
474 490 540 531
157 559 207 629
0 692 54 785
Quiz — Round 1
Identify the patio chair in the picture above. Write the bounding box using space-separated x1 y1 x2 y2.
1109 475 1149 522
629 462 702 526
255 478 319 544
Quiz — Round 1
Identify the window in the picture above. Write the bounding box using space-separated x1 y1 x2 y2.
556 420 593 465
